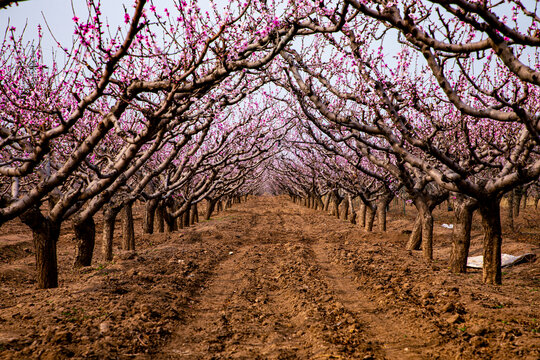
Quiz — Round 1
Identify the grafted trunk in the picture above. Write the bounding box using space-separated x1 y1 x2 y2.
365 206 375 232
122 203 135 251
359 203 366 228
20 206 60 289
143 198 159 234
407 215 422 250
479 199 503 285
73 216 96 268
449 197 477 273
102 207 119 261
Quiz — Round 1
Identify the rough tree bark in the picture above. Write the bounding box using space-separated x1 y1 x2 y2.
191 202 199 225
359 203 366 228
155 202 165 233
205 198 217 220
165 200 178 232
348 195 357 224
323 195 331 212
20 206 60 289
73 216 96 268
449 196 477 273
376 193 394 232
479 198 503 285
341 196 349 221
407 215 422 251
513 187 522 217
143 198 159 234
102 206 120 261
183 203 191 228
122 203 135 251
331 191 343 219
507 190 514 230
421 209 434 260
365 206 375 232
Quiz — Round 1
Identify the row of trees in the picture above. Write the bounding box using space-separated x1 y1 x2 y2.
0 0 353 288
269 0 540 285
1 0 539 287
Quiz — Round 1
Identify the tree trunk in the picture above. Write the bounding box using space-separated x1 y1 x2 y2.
183 203 191 227
20 206 60 289
478 199 503 285
316 195 324 210
513 187 522 217
191 202 199 224
359 203 366 228
205 199 216 220
122 203 135 251
341 196 349 220
507 191 514 230
421 209 434 260
365 206 375 232
377 199 387 232
407 215 422 250
165 211 177 232
406 197 434 260
331 192 343 219
348 195 357 224
323 195 331 212
73 216 95 268
178 211 185 229
102 207 119 261
143 198 159 234
449 197 476 273
156 203 165 233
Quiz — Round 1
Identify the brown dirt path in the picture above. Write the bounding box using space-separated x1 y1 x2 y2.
160 196 539 359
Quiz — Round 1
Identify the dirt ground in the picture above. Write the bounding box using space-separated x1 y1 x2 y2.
0 196 538 359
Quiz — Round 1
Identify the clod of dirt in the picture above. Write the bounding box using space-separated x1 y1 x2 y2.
468 324 488 336
447 314 464 324
470 336 488 348
99 321 111 334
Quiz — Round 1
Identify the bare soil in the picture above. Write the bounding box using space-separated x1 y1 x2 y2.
0 196 538 359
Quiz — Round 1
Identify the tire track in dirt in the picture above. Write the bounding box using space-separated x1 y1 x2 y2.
311 240 432 359
161 198 383 359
